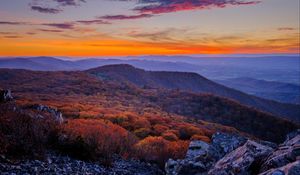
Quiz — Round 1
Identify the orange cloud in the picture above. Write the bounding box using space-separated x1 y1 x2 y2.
0 32 299 56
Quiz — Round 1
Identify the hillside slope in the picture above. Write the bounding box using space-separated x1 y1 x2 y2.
87 64 300 123
0 68 298 142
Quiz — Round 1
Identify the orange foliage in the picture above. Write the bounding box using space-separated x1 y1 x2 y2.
153 124 169 136
191 135 211 142
162 131 179 141
59 119 137 165
0 104 59 159
134 136 189 167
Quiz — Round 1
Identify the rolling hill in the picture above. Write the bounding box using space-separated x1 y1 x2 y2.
87 64 300 123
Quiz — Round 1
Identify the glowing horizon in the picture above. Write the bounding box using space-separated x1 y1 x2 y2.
0 0 299 56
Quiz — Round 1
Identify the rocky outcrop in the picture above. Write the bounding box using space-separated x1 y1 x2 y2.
0 89 13 102
208 140 273 175
259 130 300 174
259 161 300 175
165 132 247 175
0 152 163 175
166 131 300 175
31 104 64 124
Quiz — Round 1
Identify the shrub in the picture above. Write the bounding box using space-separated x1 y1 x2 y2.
0 109 59 159
162 131 179 141
134 128 151 139
134 136 189 167
191 135 211 142
153 124 169 136
58 119 137 165
178 125 205 140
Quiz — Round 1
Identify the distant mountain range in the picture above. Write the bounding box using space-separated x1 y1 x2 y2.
217 78 300 104
1 56 299 85
86 64 300 123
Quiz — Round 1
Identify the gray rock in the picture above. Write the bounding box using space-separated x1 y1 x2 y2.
31 104 64 124
166 140 216 175
185 140 210 159
285 130 300 143
0 152 162 175
260 131 300 172
259 161 300 175
208 140 274 175
211 132 247 158
0 89 13 102
165 133 247 175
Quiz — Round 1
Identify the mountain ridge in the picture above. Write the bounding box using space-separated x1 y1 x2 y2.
86 64 300 123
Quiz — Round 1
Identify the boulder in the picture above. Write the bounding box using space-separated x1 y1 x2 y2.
259 161 300 175
211 132 247 158
31 104 64 124
165 131 300 175
208 140 273 175
165 140 215 175
165 132 247 175
0 89 13 102
259 130 300 173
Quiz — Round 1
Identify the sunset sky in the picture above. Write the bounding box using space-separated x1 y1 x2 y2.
0 0 299 56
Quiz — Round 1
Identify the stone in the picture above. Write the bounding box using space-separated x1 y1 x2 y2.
208 140 274 175
259 131 300 174
0 89 13 102
259 161 300 175
211 132 247 158
31 104 64 124
165 132 249 175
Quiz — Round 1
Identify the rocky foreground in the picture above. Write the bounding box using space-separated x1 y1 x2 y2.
0 153 163 175
166 131 300 175
1 131 299 175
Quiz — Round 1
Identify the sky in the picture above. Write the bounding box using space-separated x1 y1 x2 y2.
0 0 299 56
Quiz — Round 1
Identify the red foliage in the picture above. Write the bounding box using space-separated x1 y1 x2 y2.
58 119 137 165
134 136 189 167
0 104 59 159
191 135 211 142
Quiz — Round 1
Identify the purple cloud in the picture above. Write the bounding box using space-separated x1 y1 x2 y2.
39 29 64 32
76 19 111 25
31 5 62 14
133 0 261 14
0 21 28 25
30 0 86 14
99 13 153 20
54 0 86 6
3 36 22 39
278 27 296 31
42 23 75 29
27 32 37 35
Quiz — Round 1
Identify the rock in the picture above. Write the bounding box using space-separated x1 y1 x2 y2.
259 141 278 149
259 161 300 175
0 152 162 175
166 140 216 175
211 132 247 158
31 104 64 124
259 130 300 173
208 140 274 175
285 130 300 143
185 140 211 159
165 133 246 175
0 89 13 102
